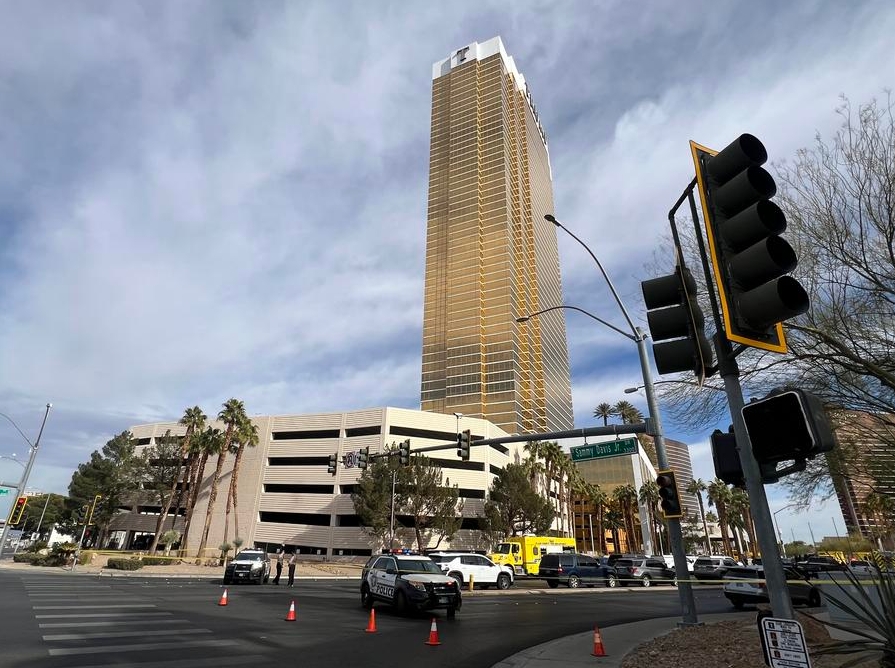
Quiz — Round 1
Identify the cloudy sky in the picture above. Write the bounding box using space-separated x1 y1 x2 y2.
1 0 891 545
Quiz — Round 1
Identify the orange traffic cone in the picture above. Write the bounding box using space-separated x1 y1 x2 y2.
591 625 607 657
364 609 377 633
285 600 297 621
424 618 441 646
218 588 229 606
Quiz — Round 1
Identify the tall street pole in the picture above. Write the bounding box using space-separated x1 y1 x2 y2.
537 214 699 625
0 404 52 559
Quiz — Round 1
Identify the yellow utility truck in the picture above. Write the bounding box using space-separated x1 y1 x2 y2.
488 536 577 576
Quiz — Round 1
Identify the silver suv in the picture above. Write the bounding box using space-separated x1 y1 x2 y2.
429 552 514 589
223 549 271 585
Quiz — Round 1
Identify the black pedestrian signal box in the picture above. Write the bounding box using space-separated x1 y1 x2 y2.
656 470 683 519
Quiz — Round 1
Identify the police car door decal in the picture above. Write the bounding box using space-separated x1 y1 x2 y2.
372 559 396 598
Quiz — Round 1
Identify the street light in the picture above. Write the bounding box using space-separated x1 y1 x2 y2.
772 504 796 558
516 214 699 625
0 404 52 559
0 455 27 468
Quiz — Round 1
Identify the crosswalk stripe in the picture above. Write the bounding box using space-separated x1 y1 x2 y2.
33 604 157 609
43 628 212 641
36 612 172 619
40 619 183 628
69 653 267 668
49 638 242 656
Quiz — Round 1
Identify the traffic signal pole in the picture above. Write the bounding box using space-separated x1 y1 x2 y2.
672 178 796 620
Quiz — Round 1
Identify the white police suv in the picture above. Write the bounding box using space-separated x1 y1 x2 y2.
361 552 462 618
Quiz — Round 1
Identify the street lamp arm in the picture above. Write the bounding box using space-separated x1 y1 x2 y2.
545 214 639 337
0 412 35 449
518 305 635 342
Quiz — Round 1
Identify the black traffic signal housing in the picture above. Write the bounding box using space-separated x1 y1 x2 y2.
742 388 836 466
398 439 411 466
642 265 713 380
457 429 471 461
357 447 369 470
710 427 745 488
8 495 27 525
327 453 338 476
691 134 809 352
656 470 683 519
74 504 90 526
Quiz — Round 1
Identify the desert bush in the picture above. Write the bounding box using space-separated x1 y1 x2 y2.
106 558 144 571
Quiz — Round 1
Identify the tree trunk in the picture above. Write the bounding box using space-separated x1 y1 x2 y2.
697 495 711 554
148 489 177 554
195 451 227 565
180 453 208 557
226 444 246 542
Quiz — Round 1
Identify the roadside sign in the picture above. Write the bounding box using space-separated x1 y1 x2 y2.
0 489 10 495
570 437 638 462
759 615 812 668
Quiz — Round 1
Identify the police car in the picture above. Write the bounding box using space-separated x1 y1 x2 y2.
361 552 462 618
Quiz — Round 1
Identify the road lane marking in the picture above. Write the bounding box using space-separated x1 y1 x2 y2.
36 612 173 618
33 604 158 609
43 628 212 641
48 638 242 655
40 620 183 628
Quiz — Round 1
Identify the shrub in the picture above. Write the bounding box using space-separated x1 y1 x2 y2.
79 550 95 565
106 558 144 571
141 556 172 566
13 553 42 564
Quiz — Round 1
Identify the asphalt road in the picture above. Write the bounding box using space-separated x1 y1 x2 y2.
0 570 732 668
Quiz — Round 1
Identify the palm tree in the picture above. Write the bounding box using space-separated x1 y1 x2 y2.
613 401 643 424
523 441 547 494
566 464 587 545
179 425 219 555
613 484 639 552
707 479 734 556
215 399 249 548
225 415 258 543
588 484 609 553
685 478 712 554
638 480 661 554
728 487 758 561
542 442 565 532
149 406 207 554
593 402 616 426
604 501 625 553
195 402 239 564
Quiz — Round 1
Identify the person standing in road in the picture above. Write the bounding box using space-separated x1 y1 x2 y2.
273 548 284 585
287 552 297 587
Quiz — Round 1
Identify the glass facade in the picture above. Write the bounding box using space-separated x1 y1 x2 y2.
421 39 573 435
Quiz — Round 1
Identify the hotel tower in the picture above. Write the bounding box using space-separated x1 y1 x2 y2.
421 37 574 435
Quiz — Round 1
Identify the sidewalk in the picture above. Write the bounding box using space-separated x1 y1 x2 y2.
492 613 753 668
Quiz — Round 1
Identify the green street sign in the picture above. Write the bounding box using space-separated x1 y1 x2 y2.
570 437 638 462
0 489 10 495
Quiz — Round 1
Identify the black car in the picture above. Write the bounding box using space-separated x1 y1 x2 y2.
223 549 271 585
614 557 676 587
692 555 740 581
361 553 462 617
539 552 618 588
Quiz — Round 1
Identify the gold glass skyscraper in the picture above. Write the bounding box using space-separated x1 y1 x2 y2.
421 37 574 435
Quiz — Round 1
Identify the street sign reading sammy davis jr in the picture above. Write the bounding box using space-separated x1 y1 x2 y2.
570 438 638 462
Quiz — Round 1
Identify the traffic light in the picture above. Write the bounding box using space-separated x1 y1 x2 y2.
74 504 89 526
710 428 745 488
656 470 683 519
327 453 338 475
8 496 27 525
457 429 471 461
742 388 836 465
357 447 369 470
691 134 809 352
641 265 713 380
398 439 411 466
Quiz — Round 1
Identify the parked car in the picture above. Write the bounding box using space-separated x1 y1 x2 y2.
660 554 697 572
723 566 821 609
223 548 271 585
428 552 514 589
539 552 618 588
614 557 677 587
604 553 647 568
692 555 740 581
360 553 461 617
